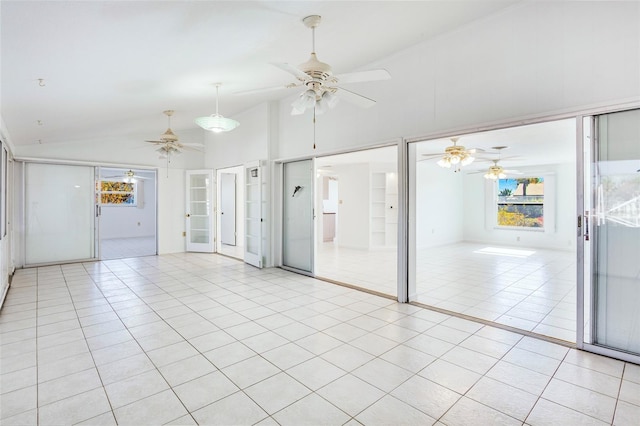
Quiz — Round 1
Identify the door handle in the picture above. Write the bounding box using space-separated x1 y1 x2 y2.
186 213 190 218
584 212 589 241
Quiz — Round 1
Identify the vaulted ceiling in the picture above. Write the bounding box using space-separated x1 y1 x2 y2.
1 1 518 147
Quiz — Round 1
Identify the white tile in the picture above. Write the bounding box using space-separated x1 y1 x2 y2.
380 344 436 373
623 362 640 384
418 359 481 394
355 394 436 426
316 373 384 416
203 341 257 369
97 353 156 385
294 332 343 355
404 333 455 358
188 330 236 352
245 372 311 414
563 348 625 378
0 408 37 426
441 396 522 426
440 346 499 375
0 385 37 420
38 388 112 426
272 393 350 426
241 330 289 353
158 354 217 387
619 379 640 406
613 400 640 426
145 340 200 367
542 378 617 423
113 389 189 425
76 411 118 425
390 375 461 419
104 369 170 408
467 376 538 421
191 391 268 425
501 347 561 376
526 398 608 426
222 356 280 389
286 357 346 391
91 340 144 366
173 371 239 412
262 343 316 370
38 368 103 406
1 366 37 394
486 360 551 395
352 358 413 393
350 333 398 356
555 362 622 397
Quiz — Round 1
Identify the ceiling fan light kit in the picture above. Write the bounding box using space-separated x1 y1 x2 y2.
435 138 475 170
195 83 240 133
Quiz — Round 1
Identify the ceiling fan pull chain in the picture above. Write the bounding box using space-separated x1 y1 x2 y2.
313 106 316 149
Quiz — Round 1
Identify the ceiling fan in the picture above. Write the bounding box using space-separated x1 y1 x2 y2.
421 137 482 171
239 15 391 116
145 110 204 166
103 169 150 181
471 146 522 179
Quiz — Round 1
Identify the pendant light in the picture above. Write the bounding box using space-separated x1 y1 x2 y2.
194 83 240 133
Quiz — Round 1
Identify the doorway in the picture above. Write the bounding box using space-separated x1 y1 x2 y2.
98 167 157 260
409 118 578 342
216 165 244 259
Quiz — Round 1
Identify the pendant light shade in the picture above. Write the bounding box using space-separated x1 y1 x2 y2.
195 84 239 133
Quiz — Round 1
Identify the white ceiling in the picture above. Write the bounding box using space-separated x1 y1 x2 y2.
1 1 518 147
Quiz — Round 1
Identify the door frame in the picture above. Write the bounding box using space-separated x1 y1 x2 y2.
215 165 244 257
576 111 640 365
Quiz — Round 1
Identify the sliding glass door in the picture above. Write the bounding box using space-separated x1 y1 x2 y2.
585 109 640 358
25 163 95 264
282 159 314 274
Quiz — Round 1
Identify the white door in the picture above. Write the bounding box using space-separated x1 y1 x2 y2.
282 159 314 274
186 170 214 252
220 173 236 246
244 161 263 268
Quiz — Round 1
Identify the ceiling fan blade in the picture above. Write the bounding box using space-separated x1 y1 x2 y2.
271 62 310 81
234 83 301 96
334 69 391 85
145 140 165 144
334 87 376 108
421 153 445 158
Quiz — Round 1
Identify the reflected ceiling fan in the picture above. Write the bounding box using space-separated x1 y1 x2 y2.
420 137 483 172
238 15 391 116
103 170 150 181
145 110 204 172
471 146 522 179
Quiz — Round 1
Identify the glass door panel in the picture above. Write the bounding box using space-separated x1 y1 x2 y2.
283 159 314 273
591 109 640 355
186 170 214 252
244 161 264 268
25 163 95 264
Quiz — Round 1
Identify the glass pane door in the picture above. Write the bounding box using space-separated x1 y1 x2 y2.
591 109 640 355
283 159 314 273
25 163 95 264
186 170 214 252
244 161 263 268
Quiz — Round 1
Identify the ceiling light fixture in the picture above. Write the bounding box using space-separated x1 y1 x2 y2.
194 83 239 133
484 162 507 180
436 138 475 170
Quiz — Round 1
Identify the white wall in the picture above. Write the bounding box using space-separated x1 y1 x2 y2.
415 161 465 249
277 2 640 159
204 103 270 169
14 129 205 255
462 163 576 250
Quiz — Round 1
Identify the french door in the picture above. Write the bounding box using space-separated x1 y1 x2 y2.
186 170 214 252
220 173 237 246
581 109 640 361
244 161 264 268
282 159 314 274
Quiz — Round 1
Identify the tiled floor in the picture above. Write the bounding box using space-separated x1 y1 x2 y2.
1 253 638 425
317 242 576 343
101 237 157 260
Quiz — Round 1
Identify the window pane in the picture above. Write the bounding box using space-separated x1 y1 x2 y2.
497 178 544 228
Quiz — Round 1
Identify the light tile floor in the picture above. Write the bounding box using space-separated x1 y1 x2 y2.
101 237 156 260
317 242 577 342
1 253 637 425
